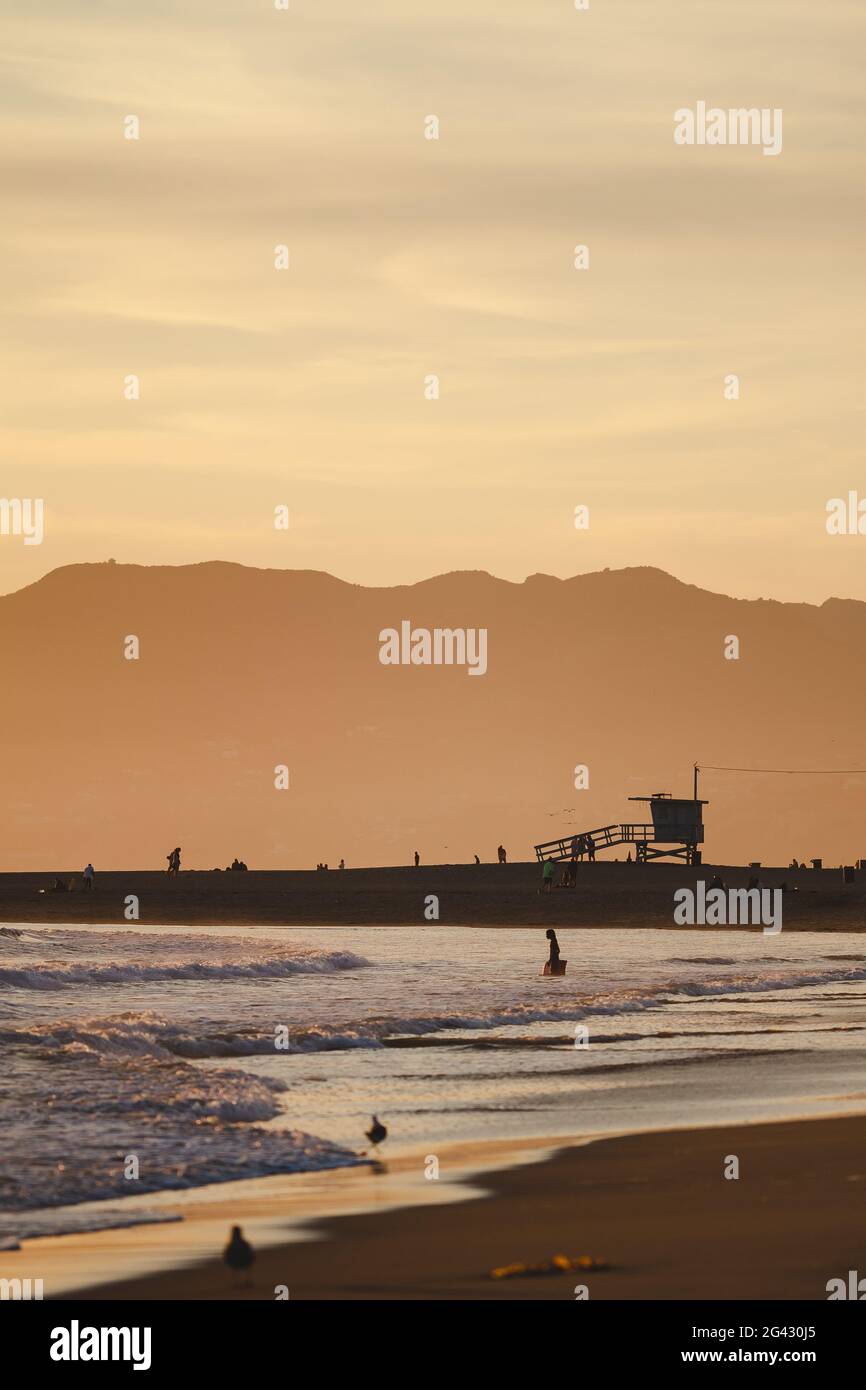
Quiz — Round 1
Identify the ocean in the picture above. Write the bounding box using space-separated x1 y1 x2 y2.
2 922 866 1240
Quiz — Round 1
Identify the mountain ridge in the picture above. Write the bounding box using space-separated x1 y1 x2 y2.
1 560 864 871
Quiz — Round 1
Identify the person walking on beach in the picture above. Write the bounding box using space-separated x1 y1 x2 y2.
83 862 94 891
414 850 420 867
542 857 555 893
497 844 507 864
167 847 181 877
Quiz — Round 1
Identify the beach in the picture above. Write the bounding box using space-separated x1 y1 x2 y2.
13 1116 866 1301
1 861 864 929
3 918 866 1303
5 0 865 1332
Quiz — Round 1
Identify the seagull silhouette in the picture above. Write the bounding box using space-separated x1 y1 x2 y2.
223 1224 255 1286
365 1115 387 1149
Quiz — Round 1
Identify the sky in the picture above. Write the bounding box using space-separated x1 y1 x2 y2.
2 0 865 602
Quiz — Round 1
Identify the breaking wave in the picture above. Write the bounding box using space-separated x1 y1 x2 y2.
0 949 369 992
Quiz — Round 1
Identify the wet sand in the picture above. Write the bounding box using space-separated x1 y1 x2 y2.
1 862 863 929
30 1115 866 1301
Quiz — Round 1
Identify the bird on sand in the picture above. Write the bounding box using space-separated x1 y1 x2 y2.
223 1225 255 1285
365 1115 387 1149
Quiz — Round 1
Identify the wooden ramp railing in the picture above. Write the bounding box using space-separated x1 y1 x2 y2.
534 823 658 862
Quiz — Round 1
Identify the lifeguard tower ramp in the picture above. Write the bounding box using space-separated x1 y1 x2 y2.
534 792 707 866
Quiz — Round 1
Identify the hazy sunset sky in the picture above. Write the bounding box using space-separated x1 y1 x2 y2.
2 0 864 601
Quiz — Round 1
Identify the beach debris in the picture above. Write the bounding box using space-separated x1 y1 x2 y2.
490 1254 607 1280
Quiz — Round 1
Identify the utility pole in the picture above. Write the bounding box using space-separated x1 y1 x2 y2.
693 763 700 802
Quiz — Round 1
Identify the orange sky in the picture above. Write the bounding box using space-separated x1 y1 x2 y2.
1 0 865 601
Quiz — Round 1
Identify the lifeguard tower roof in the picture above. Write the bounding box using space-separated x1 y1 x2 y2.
628 792 708 805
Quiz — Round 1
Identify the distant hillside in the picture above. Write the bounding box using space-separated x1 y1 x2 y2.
1 562 864 870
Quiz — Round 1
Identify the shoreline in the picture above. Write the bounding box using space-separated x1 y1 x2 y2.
2 862 864 929
1 1136 561 1299
22 1113 866 1301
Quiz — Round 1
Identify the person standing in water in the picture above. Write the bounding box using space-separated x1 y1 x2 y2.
545 927 560 968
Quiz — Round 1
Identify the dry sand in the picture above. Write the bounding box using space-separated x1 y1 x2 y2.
26 1115 866 1301
2 862 863 929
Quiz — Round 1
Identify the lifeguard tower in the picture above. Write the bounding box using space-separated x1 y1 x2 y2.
534 783 707 866
624 792 706 864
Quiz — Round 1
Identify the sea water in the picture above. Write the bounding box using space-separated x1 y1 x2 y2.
2 922 866 1238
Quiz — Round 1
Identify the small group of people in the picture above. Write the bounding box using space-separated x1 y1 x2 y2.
541 857 581 891
47 863 95 893
570 834 595 862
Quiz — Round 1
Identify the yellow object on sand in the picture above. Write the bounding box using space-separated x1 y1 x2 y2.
490 1254 607 1279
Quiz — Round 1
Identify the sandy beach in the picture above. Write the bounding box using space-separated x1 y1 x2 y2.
5 915 866 1308
20 1115 866 1301
2 861 864 929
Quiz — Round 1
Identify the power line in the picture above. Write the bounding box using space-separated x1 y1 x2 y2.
700 765 866 775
